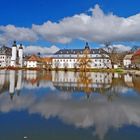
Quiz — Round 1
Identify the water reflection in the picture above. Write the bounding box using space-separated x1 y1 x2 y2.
0 70 140 140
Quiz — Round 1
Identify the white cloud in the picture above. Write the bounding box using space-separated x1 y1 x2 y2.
0 4 140 47
32 4 140 43
23 45 59 55
0 25 37 44
111 44 131 52
101 44 132 52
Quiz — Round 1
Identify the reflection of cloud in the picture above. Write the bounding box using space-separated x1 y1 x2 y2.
23 81 56 90
0 92 140 139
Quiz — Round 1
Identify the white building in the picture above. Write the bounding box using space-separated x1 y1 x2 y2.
52 43 112 69
123 54 133 68
0 45 12 67
11 41 24 67
26 55 42 68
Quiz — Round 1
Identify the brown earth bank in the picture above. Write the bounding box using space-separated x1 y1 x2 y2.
0 67 140 75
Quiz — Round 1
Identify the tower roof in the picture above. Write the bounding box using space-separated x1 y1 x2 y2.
19 44 23 49
85 42 90 49
12 41 17 47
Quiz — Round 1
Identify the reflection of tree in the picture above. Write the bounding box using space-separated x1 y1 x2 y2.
77 72 92 98
105 76 124 101
77 48 92 72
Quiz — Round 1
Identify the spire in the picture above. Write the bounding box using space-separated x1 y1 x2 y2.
12 40 17 47
19 44 23 49
85 42 90 49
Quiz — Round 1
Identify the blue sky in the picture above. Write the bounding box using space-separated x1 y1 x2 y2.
0 0 140 54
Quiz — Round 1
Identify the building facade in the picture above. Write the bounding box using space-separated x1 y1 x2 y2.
52 43 112 69
0 45 12 67
26 55 42 68
123 54 133 68
131 49 140 69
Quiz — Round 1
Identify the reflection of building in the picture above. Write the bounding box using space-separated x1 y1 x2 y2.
8 70 23 99
9 70 16 99
52 42 112 69
124 74 133 87
16 70 23 95
52 71 112 92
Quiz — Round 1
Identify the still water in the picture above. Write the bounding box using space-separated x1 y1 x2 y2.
0 70 140 140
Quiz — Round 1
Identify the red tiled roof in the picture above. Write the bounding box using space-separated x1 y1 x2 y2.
27 55 41 62
133 49 140 56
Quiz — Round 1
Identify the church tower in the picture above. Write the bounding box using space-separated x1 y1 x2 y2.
18 44 23 67
11 41 17 67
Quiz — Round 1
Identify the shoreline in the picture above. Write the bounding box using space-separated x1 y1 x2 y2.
0 67 140 75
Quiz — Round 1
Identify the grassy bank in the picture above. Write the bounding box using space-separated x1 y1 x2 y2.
0 67 125 73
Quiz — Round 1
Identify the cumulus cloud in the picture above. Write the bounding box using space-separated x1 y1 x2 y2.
32 4 140 44
111 44 131 52
0 4 140 48
0 25 37 44
101 44 132 52
23 45 59 55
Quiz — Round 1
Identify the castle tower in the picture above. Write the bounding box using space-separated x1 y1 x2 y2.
18 44 23 67
85 42 90 50
11 41 17 67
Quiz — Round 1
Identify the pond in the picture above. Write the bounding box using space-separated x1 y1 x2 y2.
0 70 140 140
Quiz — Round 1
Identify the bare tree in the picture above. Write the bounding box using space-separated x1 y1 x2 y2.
102 42 125 67
77 48 92 72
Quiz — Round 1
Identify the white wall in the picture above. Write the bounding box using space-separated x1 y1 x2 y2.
52 58 112 69
27 61 37 68
123 59 131 67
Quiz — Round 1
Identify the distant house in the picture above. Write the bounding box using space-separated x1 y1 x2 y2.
131 49 140 69
27 55 42 68
0 45 12 67
123 54 133 68
52 42 112 69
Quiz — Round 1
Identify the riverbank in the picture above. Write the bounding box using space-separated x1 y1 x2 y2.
124 69 140 76
0 67 124 72
0 67 140 75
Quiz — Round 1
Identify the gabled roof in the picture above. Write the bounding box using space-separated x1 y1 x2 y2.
54 43 108 55
124 54 133 60
27 55 42 62
55 48 107 55
133 49 140 56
